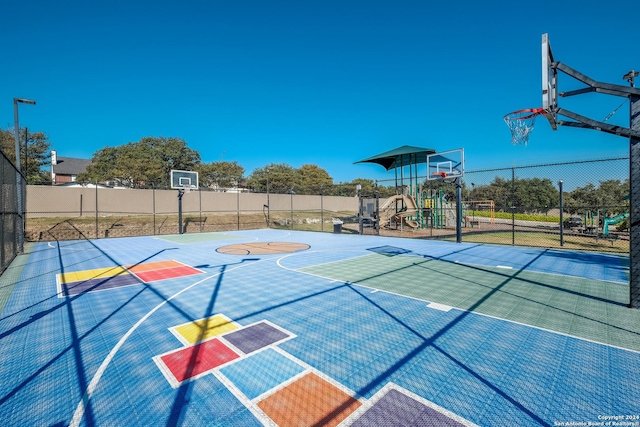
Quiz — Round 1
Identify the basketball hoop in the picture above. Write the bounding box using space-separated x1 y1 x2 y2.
181 184 191 194
503 108 545 146
432 171 448 179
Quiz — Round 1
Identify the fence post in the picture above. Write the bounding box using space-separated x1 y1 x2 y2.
559 180 564 246
320 191 324 232
455 178 462 243
630 93 640 308
153 184 156 236
511 167 515 246
237 189 240 231
199 189 203 233
95 181 98 239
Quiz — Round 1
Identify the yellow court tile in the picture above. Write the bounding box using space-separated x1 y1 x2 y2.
59 266 129 283
174 315 239 344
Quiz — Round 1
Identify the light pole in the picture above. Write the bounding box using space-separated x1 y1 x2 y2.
13 97 36 253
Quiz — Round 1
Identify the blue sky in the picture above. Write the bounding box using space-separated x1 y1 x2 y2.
2 0 637 184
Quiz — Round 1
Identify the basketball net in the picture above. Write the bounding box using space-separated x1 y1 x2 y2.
503 108 545 146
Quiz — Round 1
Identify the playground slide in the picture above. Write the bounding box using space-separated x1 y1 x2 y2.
379 194 419 227
603 212 629 234
401 218 419 229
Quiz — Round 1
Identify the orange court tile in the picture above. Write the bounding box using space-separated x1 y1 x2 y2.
257 372 361 427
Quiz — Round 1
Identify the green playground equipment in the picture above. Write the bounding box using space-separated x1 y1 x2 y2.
603 212 629 235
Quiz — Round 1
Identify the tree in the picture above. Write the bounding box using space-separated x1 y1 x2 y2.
566 179 629 216
296 164 333 195
0 127 53 184
198 161 245 190
246 163 300 194
512 178 558 214
79 136 201 188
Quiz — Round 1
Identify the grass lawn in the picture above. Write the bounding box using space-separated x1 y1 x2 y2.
446 230 629 253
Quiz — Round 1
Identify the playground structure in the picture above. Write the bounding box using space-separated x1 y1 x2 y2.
580 210 629 235
356 147 475 238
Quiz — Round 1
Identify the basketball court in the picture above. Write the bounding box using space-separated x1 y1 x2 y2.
2 32 640 427
0 228 638 426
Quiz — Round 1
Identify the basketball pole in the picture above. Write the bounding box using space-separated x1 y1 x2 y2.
178 188 185 234
455 177 462 243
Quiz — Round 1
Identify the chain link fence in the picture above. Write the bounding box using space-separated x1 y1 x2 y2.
0 150 24 274
25 185 359 241
375 157 629 253
22 157 630 253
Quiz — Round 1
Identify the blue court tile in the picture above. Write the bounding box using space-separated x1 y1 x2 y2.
219 348 305 400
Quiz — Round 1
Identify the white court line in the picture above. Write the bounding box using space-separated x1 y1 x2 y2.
68 257 271 427
281 253 640 356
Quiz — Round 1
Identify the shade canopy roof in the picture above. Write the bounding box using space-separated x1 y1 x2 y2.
354 145 436 171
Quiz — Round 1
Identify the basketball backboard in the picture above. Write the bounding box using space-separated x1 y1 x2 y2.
426 148 464 181
170 170 199 190
542 33 558 130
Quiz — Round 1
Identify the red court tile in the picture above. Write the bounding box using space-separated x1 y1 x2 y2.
160 338 239 383
135 266 202 282
257 372 361 427
126 260 181 273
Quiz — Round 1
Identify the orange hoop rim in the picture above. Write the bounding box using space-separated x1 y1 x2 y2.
503 108 545 121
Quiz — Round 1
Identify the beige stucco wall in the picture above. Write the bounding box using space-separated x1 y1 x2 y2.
26 185 358 217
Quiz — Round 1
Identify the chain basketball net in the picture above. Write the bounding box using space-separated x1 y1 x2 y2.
503 108 545 146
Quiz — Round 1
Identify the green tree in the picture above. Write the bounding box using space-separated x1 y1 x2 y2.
512 178 558 214
246 163 300 194
296 164 333 195
566 179 629 216
79 136 200 188
198 161 245 190
0 127 53 184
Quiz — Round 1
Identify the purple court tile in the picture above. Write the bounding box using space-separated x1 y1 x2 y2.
351 389 467 427
62 274 143 296
223 321 290 354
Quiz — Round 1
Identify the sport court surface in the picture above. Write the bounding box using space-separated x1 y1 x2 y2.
0 229 638 426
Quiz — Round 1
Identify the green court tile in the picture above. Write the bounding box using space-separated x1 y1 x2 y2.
300 252 640 352
0 245 32 314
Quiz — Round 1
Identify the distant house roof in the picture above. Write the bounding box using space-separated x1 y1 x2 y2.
52 157 92 175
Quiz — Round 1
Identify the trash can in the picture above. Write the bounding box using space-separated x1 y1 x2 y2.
333 220 343 234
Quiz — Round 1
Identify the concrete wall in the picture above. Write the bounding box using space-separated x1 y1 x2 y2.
26 185 358 217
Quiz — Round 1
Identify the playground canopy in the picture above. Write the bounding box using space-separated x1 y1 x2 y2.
354 145 436 171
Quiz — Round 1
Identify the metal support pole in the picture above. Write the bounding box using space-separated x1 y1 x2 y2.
512 167 515 246
320 191 324 232
455 178 462 243
95 182 98 239
629 89 640 308
178 189 185 234
153 184 156 235
266 171 270 228
559 180 564 246
375 182 380 236
358 188 364 235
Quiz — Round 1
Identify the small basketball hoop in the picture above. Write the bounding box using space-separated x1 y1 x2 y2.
181 184 191 194
503 108 545 146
